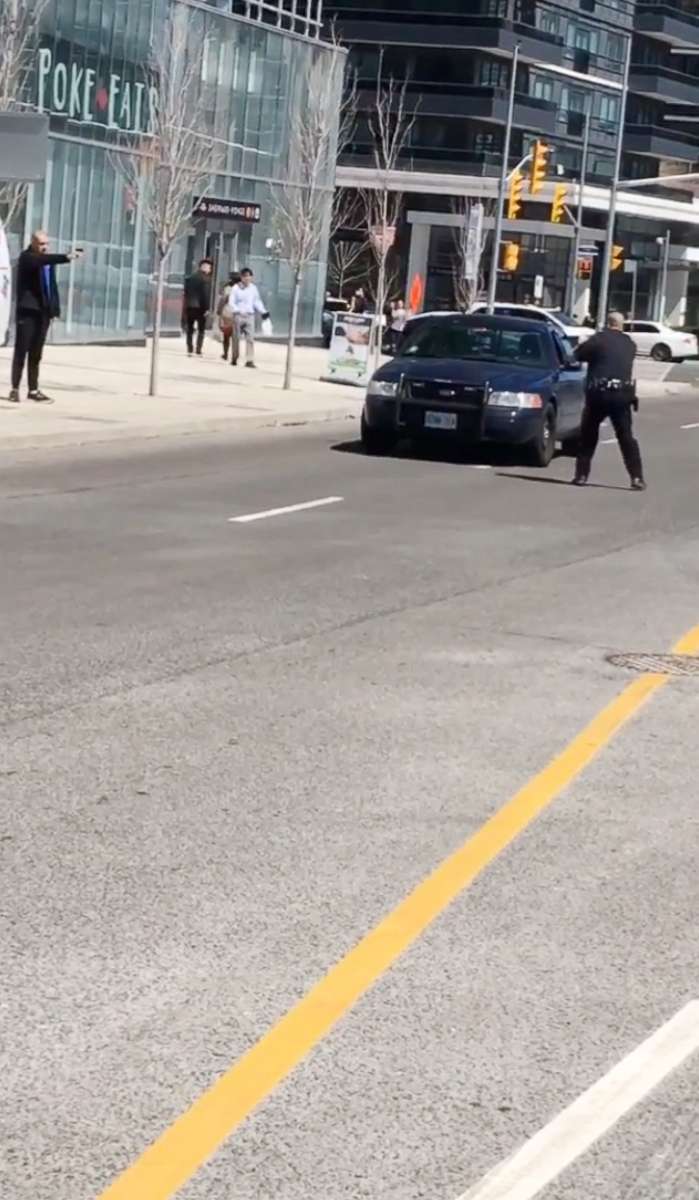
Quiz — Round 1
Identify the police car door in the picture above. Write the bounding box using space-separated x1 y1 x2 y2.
551 331 582 434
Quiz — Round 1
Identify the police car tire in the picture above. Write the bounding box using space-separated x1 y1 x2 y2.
526 403 557 468
361 413 396 456
651 343 671 362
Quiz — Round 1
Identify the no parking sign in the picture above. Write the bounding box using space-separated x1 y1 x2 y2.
0 223 10 346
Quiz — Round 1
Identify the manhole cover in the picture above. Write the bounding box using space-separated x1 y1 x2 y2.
607 653 699 677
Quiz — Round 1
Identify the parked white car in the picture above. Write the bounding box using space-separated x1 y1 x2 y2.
468 302 591 348
623 320 698 362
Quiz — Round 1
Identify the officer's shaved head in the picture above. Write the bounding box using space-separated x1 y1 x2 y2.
607 311 625 330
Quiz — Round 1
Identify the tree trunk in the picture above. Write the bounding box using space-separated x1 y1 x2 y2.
374 250 386 373
283 268 302 391
149 253 166 398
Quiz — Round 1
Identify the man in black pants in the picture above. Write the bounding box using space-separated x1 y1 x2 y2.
573 311 646 491
183 259 213 356
9 230 82 404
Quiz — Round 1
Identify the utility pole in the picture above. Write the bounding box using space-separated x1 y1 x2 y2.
565 107 591 317
596 33 632 328
486 42 519 314
657 229 671 322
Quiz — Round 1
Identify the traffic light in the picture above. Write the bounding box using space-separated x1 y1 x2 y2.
611 244 624 271
507 169 524 220
529 140 549 194
550 183 568 224
502 242 520 272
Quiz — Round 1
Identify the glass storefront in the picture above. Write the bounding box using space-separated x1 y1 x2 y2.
15 0 340 341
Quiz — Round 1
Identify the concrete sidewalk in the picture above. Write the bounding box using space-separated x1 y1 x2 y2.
0 337 362 450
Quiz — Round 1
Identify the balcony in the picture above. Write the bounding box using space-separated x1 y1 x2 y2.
356 85 558 135
330 12 564 66
635 5 699 49
624 124 699 162
630 63 699 106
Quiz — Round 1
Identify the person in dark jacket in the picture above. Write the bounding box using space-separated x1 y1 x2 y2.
9 230 83 403
183 259 213 356
573 311 646 491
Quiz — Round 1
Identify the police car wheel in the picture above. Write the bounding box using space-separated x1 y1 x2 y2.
361 413 396 456
651 343 671 362
526 403 557 468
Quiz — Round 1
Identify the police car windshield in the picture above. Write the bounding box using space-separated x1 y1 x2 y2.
400 320 548 366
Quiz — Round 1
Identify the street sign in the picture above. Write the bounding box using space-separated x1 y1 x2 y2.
0 223 10 346
192 196 261 223
369 225 396 254
533 274 544 300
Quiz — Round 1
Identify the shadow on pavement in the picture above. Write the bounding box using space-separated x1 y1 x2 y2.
495 472 632 493
331 437 530 468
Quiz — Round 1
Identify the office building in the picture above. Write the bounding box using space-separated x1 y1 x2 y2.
328 0 699 323
12 0 338 342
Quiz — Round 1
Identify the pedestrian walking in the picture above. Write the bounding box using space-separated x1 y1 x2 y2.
228 268 269 369
216 271 241 364
8 230 83 404
572 311 646 491
183 259 213 357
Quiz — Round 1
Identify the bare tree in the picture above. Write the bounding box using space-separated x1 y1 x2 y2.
327 191 367 297
112 5 221 396
450 197 494 311
360 54 416 367
0 0 49 227
271 43 354 390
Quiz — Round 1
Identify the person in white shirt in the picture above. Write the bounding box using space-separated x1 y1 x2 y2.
228 268 269 368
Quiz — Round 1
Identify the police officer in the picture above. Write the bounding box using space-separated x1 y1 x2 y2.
573 311 646 491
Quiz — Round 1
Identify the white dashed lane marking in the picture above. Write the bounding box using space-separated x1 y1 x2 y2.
229 496 344 523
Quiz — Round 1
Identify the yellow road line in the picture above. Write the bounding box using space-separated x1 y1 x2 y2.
97 624 699 1200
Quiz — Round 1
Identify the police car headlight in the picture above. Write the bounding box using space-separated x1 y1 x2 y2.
367 379 398 398
488 391 543 409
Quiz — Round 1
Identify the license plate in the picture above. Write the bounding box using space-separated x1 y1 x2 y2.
424 410 458 431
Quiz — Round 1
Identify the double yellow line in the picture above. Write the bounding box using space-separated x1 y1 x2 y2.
98 624 699 1200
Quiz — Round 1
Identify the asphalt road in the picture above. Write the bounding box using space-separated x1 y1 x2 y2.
2 388 699 1200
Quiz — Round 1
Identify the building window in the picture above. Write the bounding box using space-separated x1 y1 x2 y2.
607 33 624 64
597 93 619 130
478 58 508 88
566 23 599 54
531 73 554 102
538 8 560 37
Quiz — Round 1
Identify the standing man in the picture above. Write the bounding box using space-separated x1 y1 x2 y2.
9 230 83 404
183 258 213 357
572 311 646 491
228 267 269 369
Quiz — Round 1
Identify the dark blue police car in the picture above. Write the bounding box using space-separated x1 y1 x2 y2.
360 313 586 466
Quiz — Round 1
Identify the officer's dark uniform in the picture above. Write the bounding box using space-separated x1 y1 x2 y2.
573 326 645 487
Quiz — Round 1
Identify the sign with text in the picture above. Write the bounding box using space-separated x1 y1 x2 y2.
193 196 262 224
0 223 11 346
323 312 375 388
37 44 157 134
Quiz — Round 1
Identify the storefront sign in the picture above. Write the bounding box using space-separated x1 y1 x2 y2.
37 45 157 134
0 223 10 346
192 196 262 223
324 312 375 387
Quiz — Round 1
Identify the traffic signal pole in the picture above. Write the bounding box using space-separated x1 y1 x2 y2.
596 33 632 329
564 108 591 316
486 42 519 314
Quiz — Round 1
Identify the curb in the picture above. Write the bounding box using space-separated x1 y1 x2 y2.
0 402 361 454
